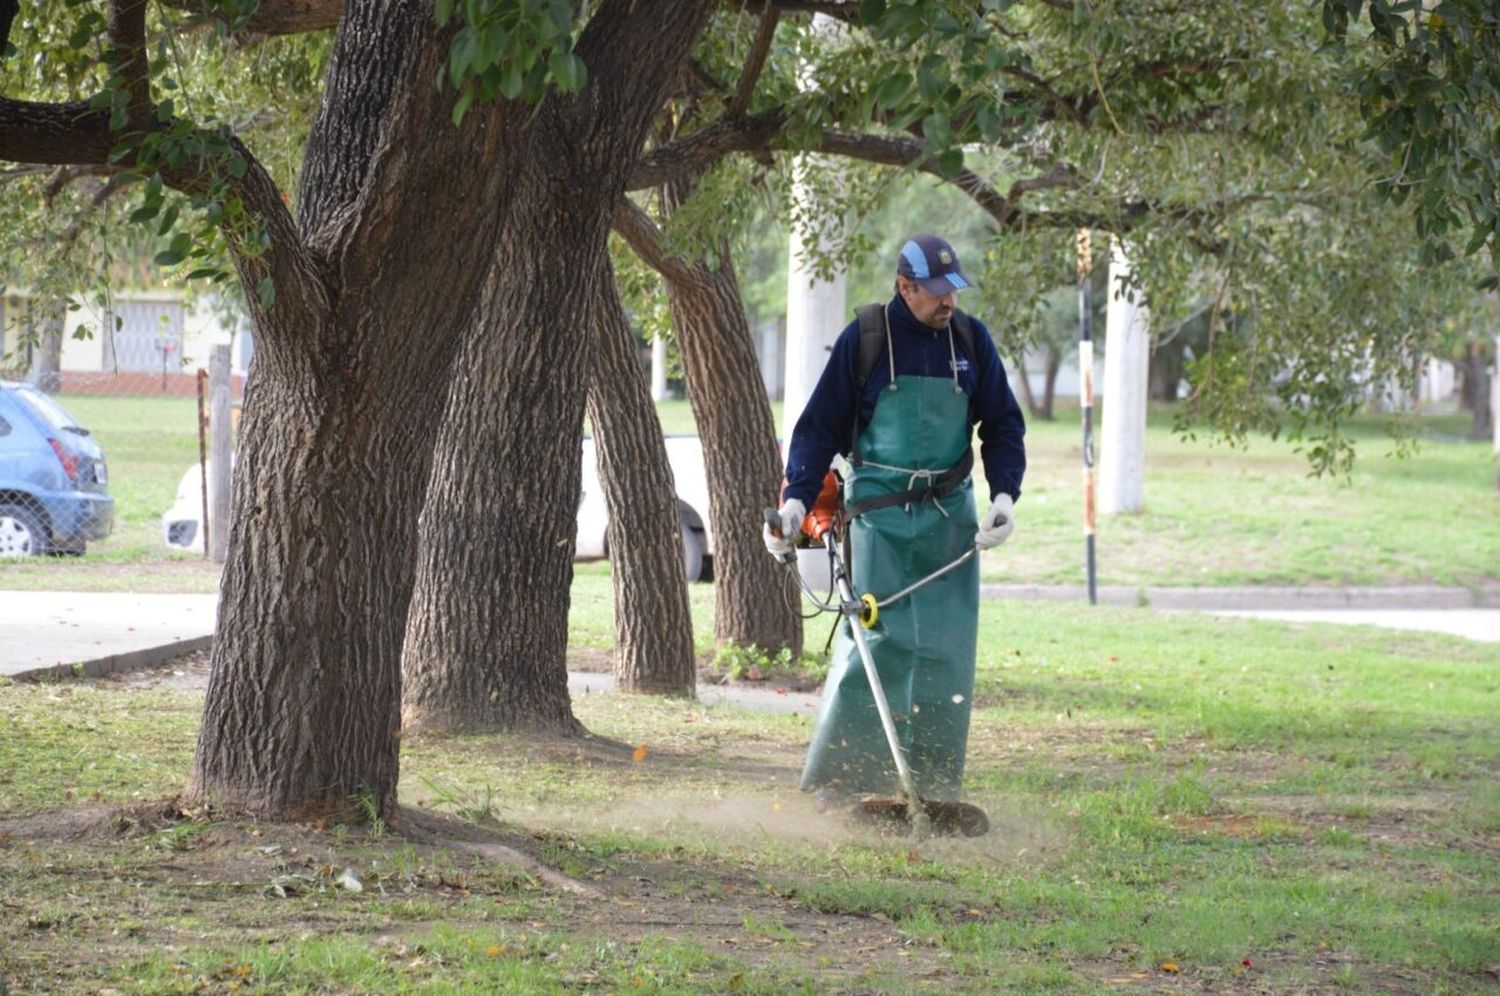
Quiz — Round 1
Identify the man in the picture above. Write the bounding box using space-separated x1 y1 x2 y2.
765 234 1026 804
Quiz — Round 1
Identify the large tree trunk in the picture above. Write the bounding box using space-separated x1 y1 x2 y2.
187 1 530 819
587 256 696 696
400 0 714 733
669 257 800 654
613 202 801 656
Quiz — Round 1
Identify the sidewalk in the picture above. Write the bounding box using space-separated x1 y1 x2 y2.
0 591 216 680
2 584 1495 683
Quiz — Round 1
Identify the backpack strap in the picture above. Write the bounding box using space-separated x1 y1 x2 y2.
851 303 887 466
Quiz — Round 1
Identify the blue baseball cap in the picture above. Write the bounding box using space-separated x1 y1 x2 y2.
896 234 974 295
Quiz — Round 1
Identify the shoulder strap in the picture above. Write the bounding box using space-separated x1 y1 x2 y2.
951 308 976 365
854 303 885 390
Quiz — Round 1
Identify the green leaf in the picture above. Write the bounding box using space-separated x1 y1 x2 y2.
256 276 276 311
435 0 454 25
873 71 912 109
451 87 475 126
549 50 586 92
156 203 181 238
500 59 524 100
917 54 947 102
938 147 964 176
128 202 160 225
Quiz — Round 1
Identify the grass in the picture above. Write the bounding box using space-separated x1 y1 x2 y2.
2 600 1497 992
1 395 1495 593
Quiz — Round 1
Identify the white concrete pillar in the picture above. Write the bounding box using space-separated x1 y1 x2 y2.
650 335 669 402
1099 239 1150 514
781 13 847 445
783 214 847 442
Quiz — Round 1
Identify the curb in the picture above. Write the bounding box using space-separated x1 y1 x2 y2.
10 635 213 683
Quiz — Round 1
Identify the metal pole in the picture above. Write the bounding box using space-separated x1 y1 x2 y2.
195 368 210 559
1077 229 1097 605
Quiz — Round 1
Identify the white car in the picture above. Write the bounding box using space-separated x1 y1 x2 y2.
162 459 229 554
163 438 717 580
577 435 714 582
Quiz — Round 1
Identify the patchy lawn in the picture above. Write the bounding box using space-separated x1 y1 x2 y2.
2 602 1497 993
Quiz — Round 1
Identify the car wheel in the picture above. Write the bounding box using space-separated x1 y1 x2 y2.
0 502 48 558
679 519 704 582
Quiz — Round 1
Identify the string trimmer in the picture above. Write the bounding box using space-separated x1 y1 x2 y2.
765 485 989 839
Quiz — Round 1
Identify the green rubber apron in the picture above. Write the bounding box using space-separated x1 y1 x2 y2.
800 335 979 801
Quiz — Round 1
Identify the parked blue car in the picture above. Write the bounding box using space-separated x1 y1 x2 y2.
0 382 114 556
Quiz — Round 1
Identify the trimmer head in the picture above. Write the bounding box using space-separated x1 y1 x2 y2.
849 796 990 838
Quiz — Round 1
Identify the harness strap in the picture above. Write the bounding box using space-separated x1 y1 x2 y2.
845 447 974 520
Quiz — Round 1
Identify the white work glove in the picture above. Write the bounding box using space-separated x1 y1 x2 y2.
762 499 806 558
975 494 1014 550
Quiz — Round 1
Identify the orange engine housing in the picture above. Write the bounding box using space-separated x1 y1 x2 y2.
781 470 842 543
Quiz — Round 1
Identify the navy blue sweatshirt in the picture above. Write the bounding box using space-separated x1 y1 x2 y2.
782 294 1027 509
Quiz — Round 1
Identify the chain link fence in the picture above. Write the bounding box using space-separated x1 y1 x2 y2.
0 290 243 564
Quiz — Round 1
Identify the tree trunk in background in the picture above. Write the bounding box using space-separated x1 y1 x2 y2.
1014 345 1060 420
187 0 532 820
1149 335 1185 402
1461 337 1494 441
666 251 802 656
1041 344 1061 418
26 303 63 394
400 0 714 733
587 258 696 696
613 200 802 657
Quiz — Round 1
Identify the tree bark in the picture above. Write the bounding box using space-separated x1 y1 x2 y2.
186 0 533 819
25 302 64 394
1461 337 1494 441
587 257 696 696
400 0 715 733
1149 334 1186 402
1040 343 1060 419
613 200 802 656
669 252 800 654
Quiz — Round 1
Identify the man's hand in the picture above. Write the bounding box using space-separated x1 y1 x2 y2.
762 499 806 558
975 494 1014 550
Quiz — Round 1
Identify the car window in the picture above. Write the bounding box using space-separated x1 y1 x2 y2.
13 388 83 434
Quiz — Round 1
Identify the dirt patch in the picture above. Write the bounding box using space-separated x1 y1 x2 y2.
0 801 962 992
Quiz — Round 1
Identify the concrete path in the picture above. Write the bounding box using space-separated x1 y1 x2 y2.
1206 608 1498 643
3 584 1495 683
0 591 216 679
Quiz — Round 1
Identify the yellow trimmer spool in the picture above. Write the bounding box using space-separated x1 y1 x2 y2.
858 592 879 629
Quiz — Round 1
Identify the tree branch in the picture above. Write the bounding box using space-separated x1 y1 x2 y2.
628 110 786 189
730 9 780 116
0 97 325 327
742 0 860 22
161 0 343 35
612 197 696 285
107 0 152 126
44 165 119 203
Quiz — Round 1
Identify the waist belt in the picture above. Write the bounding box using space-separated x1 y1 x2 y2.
846 448 973 519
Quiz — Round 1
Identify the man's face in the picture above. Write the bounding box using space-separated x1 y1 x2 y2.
898 277 958 329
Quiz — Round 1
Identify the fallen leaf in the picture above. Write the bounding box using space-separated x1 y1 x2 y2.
632 744 649 763
1161 962 1181 973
